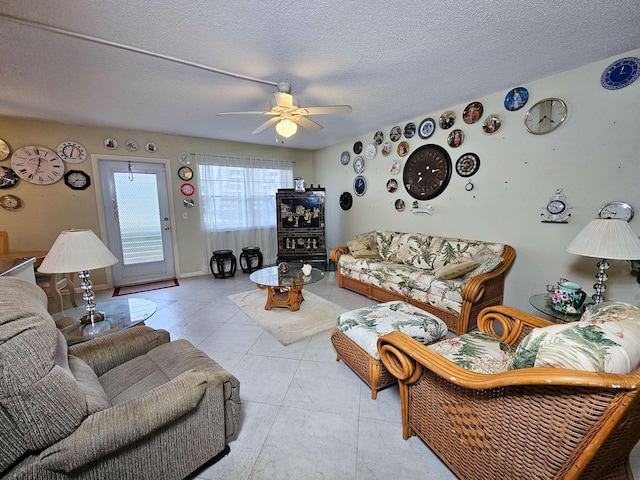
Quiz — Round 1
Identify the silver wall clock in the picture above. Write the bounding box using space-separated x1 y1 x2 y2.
524 98 567 135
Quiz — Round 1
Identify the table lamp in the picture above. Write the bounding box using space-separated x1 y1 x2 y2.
565 218 640 303
38 229 118 325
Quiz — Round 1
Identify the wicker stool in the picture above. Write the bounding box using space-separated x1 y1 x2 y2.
332 301 448 399
210 249 237 279
239 246 263 273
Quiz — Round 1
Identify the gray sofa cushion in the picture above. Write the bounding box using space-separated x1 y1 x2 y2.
68 355 112 415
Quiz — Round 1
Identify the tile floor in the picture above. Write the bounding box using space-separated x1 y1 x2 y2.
89 271 640 480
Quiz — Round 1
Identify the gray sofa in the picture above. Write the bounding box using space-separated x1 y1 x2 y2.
0 277 241 479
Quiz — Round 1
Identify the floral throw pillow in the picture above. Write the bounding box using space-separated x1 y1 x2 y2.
347 235 380 258
429 332 515 374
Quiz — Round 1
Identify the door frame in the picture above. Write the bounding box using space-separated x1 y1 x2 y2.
90 154 180 286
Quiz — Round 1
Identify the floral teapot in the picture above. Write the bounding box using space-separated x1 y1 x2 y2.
551 279 587 315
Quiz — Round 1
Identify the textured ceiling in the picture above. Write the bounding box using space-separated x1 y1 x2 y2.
0 0 639 150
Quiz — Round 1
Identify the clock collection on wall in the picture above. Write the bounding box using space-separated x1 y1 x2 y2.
338 55 637 213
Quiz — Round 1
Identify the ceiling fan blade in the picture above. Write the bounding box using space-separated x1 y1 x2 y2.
251 117 280 134
297 105 352 115
217 111 268 115
294 116 323 131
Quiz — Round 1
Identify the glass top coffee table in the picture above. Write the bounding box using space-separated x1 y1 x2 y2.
53 298 156 345
249 266 324 311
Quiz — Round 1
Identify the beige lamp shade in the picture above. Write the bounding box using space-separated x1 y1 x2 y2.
565 218 640 260
39 229 119 273
275 119 298 138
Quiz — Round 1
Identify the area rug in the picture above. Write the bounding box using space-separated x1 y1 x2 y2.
229 289 347 346
112 278 179 297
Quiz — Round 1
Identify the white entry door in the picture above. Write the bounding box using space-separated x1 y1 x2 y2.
99 159 175 287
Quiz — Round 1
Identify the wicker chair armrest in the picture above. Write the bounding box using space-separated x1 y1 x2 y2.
330 245 350 263
477 305 554 346
461 245 516 303
378 330 640 390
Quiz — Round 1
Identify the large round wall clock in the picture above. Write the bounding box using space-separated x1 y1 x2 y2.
11 146 65 185
524 98 567 135
601 57 640 90
403 144 452 200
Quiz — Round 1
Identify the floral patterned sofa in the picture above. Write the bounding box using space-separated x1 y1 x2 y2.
378 302 640 480
330 231 516 334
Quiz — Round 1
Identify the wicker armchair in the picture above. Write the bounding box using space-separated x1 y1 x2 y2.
378 305 640 480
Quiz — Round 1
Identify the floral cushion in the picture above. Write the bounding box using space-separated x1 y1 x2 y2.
430 237 504 271
347 234 380 258
508 302 640 373
336 301 448 360
375 231 406 261
435 260 480 280
375 231 434 268
429 332 515 374
463 247 504 278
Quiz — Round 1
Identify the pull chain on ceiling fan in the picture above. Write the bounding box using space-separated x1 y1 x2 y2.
217 82 352 137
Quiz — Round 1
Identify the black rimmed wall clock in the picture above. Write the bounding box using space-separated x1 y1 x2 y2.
339 192 353 210
402 144 452 200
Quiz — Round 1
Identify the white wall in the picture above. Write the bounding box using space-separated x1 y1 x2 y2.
313 48 640 315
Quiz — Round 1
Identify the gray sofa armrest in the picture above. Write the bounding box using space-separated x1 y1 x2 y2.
38 369 208 473
68 326 170 377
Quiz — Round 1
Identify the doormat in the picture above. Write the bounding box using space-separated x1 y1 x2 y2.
113 279 179 297
228 289 346 346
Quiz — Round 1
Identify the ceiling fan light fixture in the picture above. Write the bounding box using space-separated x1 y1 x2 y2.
276 119 298 138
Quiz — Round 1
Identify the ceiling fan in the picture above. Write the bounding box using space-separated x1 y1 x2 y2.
217 82 352 137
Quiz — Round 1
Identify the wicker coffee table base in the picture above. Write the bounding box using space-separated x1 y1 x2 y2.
331 328 397 399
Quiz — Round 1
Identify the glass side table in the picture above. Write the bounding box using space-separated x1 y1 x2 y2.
53 298 156 345
529 293 593 323
249 265 324 311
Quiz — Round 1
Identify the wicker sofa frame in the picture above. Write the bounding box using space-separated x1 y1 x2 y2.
330 244 516 335
377 305 640 480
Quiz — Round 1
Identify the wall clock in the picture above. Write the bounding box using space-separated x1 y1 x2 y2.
340 151 350 165
524 98 567 135
178 166 193 181
541 188 571 223
455 153 480 177
178 152 192 165
180 183 195 196
11 146 65 185
601 57 640 90
598 201 634 221
57 141 87 163
0 194 24 212
363 143 377 160
353 141 363 154
0 166 19 189
353 156 365 174
339 192 353 210
353 176 367 196
0 138 11 161
403 144 452 200
64 170 91 190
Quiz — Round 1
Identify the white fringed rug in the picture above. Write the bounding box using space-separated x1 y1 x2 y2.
229 289 347 346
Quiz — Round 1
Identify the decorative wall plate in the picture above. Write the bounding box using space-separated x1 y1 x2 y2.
389 126 402 142
57 141 87 163
482 114 502 135
125 140 138 152
601 57 640 90
455 153 480 177
353 176 367 196
389 159 400 175
394 199 405 212
381 141 392 156
178 152 192 165
340 150 351 165
0 166 19 189
463 102 483 124
104 138 118 149
339 192 353 210
447 129 464 148
353 156 365 174
439 111 456 130
0 194 23 211
504 87 529 111
353 141 363 154
363 143 377 160
386 178 398 193
397 141 409 157
404 122 416 138
183 198 195 208
374 131 384 145
145 142 157 153
418 118 436 139
178 166 193 181
180 183 195 196
0 138 10 161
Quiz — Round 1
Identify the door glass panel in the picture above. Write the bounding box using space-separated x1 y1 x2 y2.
113 172 164 265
